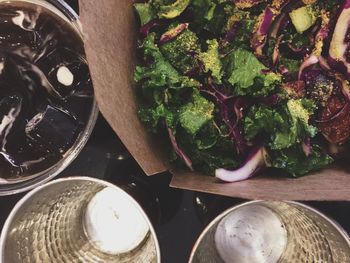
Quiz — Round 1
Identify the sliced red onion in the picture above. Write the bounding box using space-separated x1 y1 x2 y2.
251 7 274 56
167 127 194 171
251 0 293 57
260 7 274 35
272 35 283 66
159 23 189 45
298 54 319 80
278 64 290 75
269 13 288 39
319 56 331 70
328 0 350 78
140 19 162 36
287 43 310 58
222 22 241 46
215 146 268 182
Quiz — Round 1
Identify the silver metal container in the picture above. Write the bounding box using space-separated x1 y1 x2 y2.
0 177 161 263
190 201 350 263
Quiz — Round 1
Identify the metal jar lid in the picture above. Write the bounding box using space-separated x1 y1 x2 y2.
190 200 350 263
0 177 161 262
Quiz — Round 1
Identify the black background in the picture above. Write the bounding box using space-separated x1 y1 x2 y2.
0 1 350 262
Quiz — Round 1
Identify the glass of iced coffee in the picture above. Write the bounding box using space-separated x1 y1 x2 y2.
0 0 98 195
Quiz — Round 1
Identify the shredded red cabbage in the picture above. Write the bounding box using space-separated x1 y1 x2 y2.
167 127 194 171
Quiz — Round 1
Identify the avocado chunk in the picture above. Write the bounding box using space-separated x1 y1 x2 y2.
158 0 191 19
289 6 317 34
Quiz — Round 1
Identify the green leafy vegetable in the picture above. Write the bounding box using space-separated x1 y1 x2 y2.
244 105 284 141
139 104 176 132
227 49 265 88
279 58 300 76
269 144 333 177
190 0 217 22
199 39 223 83
176 128 239 174
135 33 199 96
160 28 200 74
157 0 191 19
226 16 256 48
225 49 281 96
244 99 317 150
189 0 237 38
179 91 215 135
133 0 339 180
134 3 156 26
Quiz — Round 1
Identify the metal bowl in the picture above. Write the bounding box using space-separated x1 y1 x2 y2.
190 200 350 263
0 177 161 262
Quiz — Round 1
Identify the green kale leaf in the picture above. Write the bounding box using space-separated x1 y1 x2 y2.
176 126 239 174
227 49 265 88
134 3 157 26
222 9 256 49
269 144 333 177
199 39 223 84
160 28 201 74
244 99 317 150
190 0 217 22
225 49 281 97
135 33 199 100
189 1 237 38
139 104 176 132
279 57 300 77
244 105 284 141
179 91 215 135
157 0 191 19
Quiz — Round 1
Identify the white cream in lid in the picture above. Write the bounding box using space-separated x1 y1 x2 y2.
215 204 287 263
84 187 150 255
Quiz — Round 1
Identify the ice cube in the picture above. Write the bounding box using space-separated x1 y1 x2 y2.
0 94 23 168
0 94 22 148
25 105 78 151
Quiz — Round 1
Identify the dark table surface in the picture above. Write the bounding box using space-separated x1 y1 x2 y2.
0 1 350 263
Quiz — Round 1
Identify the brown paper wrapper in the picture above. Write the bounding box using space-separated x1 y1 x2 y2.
79 0 350 200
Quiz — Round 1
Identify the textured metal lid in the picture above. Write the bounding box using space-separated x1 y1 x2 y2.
0 177 161 263
190 201 350 263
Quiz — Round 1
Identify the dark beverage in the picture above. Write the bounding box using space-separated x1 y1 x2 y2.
0 0 95 182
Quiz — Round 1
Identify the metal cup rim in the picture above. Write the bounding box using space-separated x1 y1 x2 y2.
189 200 350 262
0 176 161 263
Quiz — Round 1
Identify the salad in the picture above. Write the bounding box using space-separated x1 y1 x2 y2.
133 0 350 182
